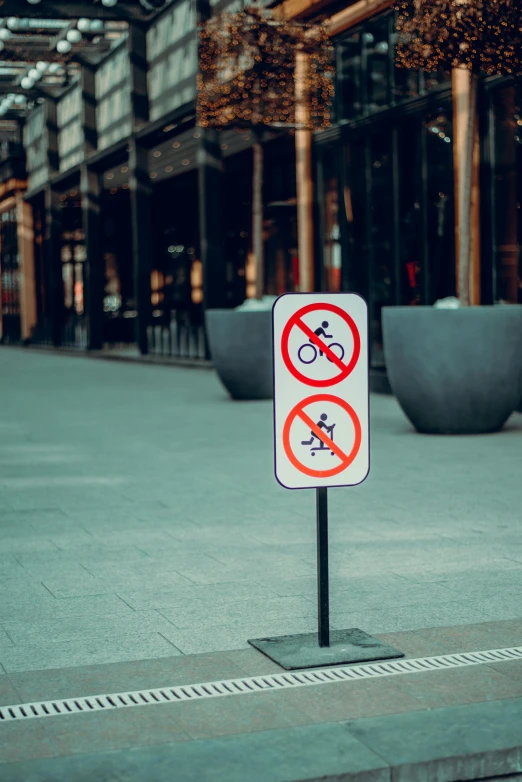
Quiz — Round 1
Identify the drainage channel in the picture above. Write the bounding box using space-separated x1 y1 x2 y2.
1 646 521 723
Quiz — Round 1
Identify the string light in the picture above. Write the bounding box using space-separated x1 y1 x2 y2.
395 0 522 75
197 6 334 131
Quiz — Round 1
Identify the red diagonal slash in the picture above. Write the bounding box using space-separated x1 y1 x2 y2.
295 318 346 374
297 408 348 462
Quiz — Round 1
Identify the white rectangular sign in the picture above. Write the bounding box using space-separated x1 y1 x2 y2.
273 293 369 490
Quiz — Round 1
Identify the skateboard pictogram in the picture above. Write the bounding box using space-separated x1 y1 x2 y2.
282 394 362 479
281 302 361 388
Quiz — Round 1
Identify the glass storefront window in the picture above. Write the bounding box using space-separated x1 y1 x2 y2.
424 107 456 302
0 207 21 342
491 85 522 304
337 34 362 119
340 103 455 365
390 30 419 102
336 12 451 122
322 149 342 292
364 18 390 113
369 129 394 365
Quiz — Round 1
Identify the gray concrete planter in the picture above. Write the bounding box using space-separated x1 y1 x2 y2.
205 309 273 400
382 306 522 434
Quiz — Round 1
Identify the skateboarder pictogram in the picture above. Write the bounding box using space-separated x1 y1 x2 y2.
301 413 336 456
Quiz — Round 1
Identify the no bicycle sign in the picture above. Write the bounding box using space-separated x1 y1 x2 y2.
273 293 369 490
250 293 401 667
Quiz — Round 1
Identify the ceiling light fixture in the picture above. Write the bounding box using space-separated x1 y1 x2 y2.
56 40 72 54
66 29 82 44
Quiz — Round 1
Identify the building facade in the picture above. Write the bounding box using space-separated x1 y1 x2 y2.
0 0 520 387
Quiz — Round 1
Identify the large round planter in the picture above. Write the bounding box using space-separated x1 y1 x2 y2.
206 309 273 400
382 306 522 434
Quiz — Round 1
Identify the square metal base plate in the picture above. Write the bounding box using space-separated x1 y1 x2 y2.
248 628 404 670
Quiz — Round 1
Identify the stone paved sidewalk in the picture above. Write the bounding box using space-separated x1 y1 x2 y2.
0 347 521 673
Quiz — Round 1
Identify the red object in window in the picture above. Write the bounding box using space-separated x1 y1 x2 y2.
406 261 417 289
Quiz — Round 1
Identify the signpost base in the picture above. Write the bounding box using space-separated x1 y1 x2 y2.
248 628 404 671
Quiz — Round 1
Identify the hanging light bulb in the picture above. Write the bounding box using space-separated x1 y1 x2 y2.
20 76 34 90
14 94 25 104
56 39 72 54
6 18 19 30
101 0 118 6
36 61 48 72
89 19 104 32
27 0 42 4
77 19 91 33
28 68 40 81
66 29 82 44
0 29 12 41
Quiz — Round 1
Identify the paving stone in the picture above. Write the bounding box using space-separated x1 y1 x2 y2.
9 652 250 702
377 620 522 657
159 596 316 630
486 659 522 683
1 594 134 624
0 672 23 705
0 720 55 764
3 609 177 645
343 696 522 782
278 677 426 722
39 573 114 599
38 704 191 757
331 600 489 635
0 633 181 673
115 581 280 610
162 617 316 655
221 648 285 675
391 664 522 708
0 722 390 781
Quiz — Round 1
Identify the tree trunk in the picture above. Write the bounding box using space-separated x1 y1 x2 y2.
457 70 478 307
252 132 264 300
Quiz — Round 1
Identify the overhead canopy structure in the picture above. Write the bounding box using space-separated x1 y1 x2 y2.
0 0 170 119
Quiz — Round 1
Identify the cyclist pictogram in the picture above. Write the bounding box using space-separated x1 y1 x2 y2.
281 303 360 387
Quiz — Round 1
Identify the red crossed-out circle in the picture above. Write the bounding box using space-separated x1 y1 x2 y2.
283 394 362 479
281 302 361 387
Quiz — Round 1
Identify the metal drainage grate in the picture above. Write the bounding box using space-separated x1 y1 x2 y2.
1 646 521 723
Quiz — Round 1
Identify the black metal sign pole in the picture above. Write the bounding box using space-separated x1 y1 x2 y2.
316 487 330 647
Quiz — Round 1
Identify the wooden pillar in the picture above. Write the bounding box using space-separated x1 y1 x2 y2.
295 52 315 292
129 140 153 355
81 165 104 350
44 184 63 347
16 192 37 342
452 67 481 305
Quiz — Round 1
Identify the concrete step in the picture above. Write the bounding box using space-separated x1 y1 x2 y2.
1 696 522 781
